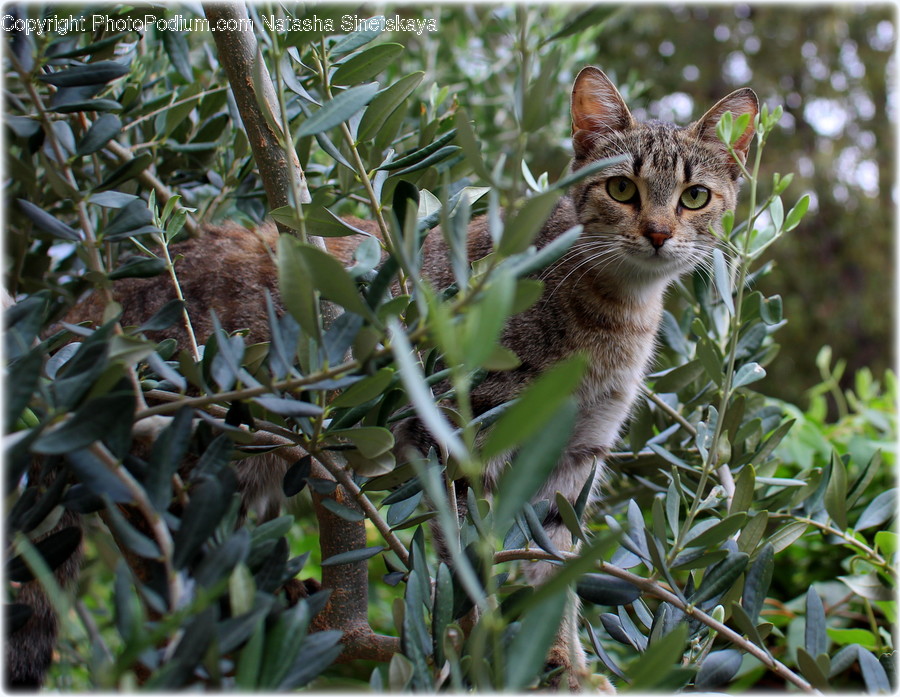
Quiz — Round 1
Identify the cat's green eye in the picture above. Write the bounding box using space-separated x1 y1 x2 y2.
607 176 638 203
680 185 710 210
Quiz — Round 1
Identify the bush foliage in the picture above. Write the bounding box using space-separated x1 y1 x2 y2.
4 3 895 692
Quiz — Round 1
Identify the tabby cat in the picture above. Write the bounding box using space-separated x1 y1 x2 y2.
8 67 757 689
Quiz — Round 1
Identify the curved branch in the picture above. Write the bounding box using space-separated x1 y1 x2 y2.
494 548 817 693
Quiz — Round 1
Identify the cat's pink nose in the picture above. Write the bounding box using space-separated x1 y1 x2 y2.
643 223 673 250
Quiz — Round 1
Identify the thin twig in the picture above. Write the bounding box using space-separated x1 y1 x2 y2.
641 384 698 437
493 548 818 693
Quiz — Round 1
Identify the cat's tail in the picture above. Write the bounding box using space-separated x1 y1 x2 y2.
5 509 83 691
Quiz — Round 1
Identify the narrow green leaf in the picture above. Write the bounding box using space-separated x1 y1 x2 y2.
768 520 808 553
173 476 231 568
626 624 690 690
505 592 567 690
784 194 810 232
492 399 578 534
333 43 404 85
387 319 466 462
454 108 491 182
252 396 323 417
39 61 129 87
742 542 774 621
297 83 380 137
276 235 317 336
796 646 830 690
291 241 377 322
730 464 755 514
499 190 563 256
321 546 384 566
483 356 586 459
32 393 134 454
102 199 162 240
684 513 747 548
359 71 424 141
576 573 641 606
805 586 828 657
695 649 742 690
108 256 166 280
732 362 766 389
857 489 896 530
838 574 893 601
76 113 121 155
321 498 366 522
17 199 81 241
859 648 891 693
825 452 849 530
712 248 734 315
691 551 748 605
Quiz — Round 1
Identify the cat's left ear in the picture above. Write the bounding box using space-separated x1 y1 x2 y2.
691 88 759 163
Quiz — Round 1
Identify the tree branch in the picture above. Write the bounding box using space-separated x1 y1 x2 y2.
493 548 817 692
202 1 311 233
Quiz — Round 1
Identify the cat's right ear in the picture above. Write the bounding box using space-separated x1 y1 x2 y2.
571 67 634 158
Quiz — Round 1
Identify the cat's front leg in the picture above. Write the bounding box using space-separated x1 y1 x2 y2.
521 447 615 692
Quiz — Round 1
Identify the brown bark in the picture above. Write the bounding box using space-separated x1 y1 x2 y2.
201 3 399 664
202 2 311 232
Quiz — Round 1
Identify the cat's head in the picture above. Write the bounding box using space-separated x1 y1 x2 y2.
567 66 758 285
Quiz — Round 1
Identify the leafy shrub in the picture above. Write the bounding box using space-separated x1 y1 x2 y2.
4 3 895 692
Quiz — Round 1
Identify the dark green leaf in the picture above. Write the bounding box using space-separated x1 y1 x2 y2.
742 542 774 621
333 43 404 85
499 190 563 256
65 448 132 503
7 527 82 582
626 623 689 690
545 5 619 42
483 356 585 459
108 255 166 280
97 152 153 191
321 546 384 566
695 649 742 690
359 71 424 141
17 199 81 241
321 498 366 522
138 300 184 332
103 498 161 558
805 586 828 658
76 113 121 155
147 406 194 510
690 551 748 605
102 198 162 241
492 399 578 534
684 513 747 548
278 630 344 689
330 20 383 56
297 83 380 137
856 488 896 530
32 392 134 454
825 452 849 530
796 646 830 690
195 528 250 588
577 573 641 606
252 396 323 417
859 648 891 693
161 29 192 82
39 60 129 87
283 456 311 497
505 591 567 690
173 476 232 568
